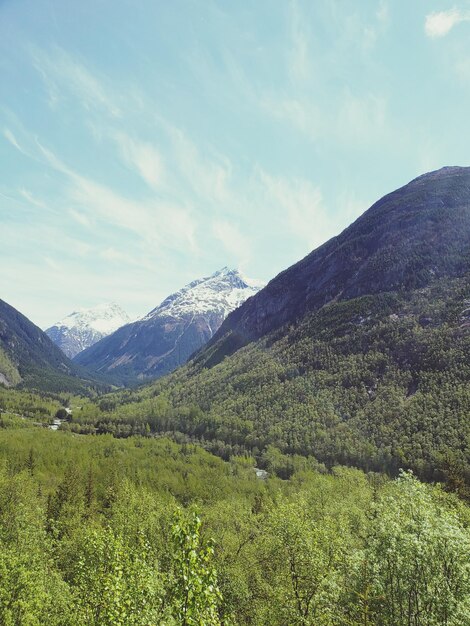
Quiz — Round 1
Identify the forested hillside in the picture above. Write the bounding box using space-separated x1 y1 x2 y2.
66 274 470 493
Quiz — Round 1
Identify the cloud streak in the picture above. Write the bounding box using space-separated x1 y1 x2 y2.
31 46 122 116
3 128 30 156
212 220 251 268
22 135 199 256
257 168 332 250
112 132 165 189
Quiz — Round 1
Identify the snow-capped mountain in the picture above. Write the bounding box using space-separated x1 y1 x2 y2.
142 266 263 323
45 303 130 358
74 268 264 384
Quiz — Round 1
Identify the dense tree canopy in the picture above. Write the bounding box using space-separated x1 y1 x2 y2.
0 422 469 624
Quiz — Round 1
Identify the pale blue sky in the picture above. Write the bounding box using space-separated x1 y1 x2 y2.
1 0 470 327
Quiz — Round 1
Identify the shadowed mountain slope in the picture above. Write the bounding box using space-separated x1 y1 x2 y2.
0 299 108 392
199 167 470 366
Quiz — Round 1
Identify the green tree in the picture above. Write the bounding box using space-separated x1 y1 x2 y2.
0 469 73 625
261 495 350 625
70 525 163 625
366 471 470 625
169 509 224 626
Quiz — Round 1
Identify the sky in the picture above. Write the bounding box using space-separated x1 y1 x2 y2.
2 0 470 328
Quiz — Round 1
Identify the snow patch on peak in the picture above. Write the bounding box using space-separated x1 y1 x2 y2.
45 303 131 358
142 268 264 322
51 303 130 335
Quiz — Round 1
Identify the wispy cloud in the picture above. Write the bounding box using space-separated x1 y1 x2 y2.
31 46 122 116
337 91 387 143
31 136 198 255
425 9 470 38
3 128 29 156
455 56 470 80
44 257 61 271
262 90 387 146
69 208 92 228
212 220 251 268
167 124 232 205
111 131 165 189
100 247 156 271
257 2 389 147
19 189 48 210
257 169 331 250
289 0 311 84
7 128 198 254
376 1 389 24
1 220 93 262
261 96 321 141
69 173 197 253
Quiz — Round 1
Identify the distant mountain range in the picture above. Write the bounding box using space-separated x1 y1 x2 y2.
0 299 108 393
74 268 263 384
45 303 130 358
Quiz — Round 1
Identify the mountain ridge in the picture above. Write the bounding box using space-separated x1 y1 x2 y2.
198 166 470 366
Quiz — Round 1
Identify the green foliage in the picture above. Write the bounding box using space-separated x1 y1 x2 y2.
0 469 73 625
68 526 163 625
169 510 223 625
260 495 349 624
364 471 470 625
0 426 469 624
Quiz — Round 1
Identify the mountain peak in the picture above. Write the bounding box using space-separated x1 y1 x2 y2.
46 303 130 358
75 268 265 383
211 266 234 276
210 267 266 289
142 268 264 322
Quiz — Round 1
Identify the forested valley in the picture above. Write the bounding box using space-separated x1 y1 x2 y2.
1 409 470 625
63 276 470 497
